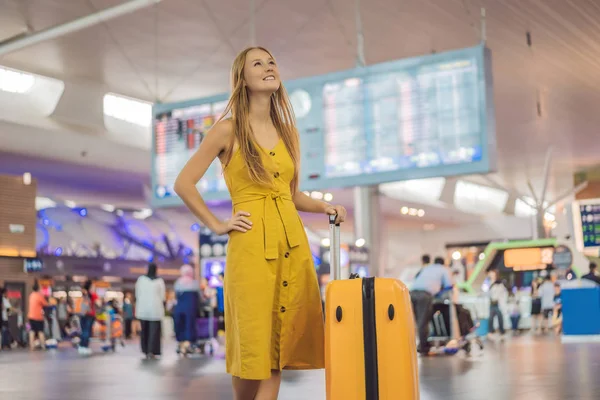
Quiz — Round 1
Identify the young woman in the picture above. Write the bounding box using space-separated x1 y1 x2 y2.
174 47 347 400
135 263 166 359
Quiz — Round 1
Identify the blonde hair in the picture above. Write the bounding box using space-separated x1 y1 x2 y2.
218 46 300 194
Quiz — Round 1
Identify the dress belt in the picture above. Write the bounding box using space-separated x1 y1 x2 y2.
231 192 301 260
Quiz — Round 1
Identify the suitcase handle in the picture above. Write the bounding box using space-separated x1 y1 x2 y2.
328 214 342 281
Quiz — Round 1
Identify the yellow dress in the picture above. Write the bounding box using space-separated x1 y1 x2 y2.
223 138 325 380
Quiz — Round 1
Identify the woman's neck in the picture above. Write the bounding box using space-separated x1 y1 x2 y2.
248 92 272 127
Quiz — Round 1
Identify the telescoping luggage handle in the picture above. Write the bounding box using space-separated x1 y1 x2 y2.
328 214 341 281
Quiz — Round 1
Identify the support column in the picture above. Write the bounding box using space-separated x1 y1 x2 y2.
353 186 381 277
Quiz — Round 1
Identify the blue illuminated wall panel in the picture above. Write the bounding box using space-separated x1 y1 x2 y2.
151 44 496 207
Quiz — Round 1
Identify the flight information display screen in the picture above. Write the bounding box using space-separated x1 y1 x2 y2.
151 44 495 207
573 200 600 249
153 100 229 204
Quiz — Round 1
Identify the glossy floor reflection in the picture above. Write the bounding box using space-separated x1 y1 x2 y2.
0 336 598 400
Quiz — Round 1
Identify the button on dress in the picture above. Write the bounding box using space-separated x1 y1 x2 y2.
222 139 325 380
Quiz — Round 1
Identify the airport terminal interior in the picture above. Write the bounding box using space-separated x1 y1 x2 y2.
1 0 600 399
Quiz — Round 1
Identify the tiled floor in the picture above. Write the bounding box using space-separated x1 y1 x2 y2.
0 336 599 399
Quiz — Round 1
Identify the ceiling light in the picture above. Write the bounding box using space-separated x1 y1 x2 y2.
303 191 310 196
417 209 425 217
100 204 115 212
355 238 366 247
133 208 153 220
35 197 56 210
452 251 462 260
408 208 418 216
0 67 35 93
103 93 152 127
401 207 409 215
64 200 77 208
311 191 324 200
22 172 32 185
324 193 333 202
116 209 124 216
321 238 331 247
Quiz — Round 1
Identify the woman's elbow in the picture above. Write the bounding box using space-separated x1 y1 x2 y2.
173 176 188 197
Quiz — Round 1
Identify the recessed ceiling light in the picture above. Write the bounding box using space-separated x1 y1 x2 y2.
101 204 115 212
401 207 409 215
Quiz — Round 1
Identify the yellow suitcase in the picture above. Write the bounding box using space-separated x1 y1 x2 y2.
325 216 419 400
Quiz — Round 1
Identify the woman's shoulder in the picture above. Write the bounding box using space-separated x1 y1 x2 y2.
207 119 234 145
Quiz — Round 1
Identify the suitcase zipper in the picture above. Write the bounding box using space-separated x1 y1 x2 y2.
362 277 379 400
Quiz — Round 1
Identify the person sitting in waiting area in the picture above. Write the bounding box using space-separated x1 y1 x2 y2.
410 254 453 355
581 262 600 285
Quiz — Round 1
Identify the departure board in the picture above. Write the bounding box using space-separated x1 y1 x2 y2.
153 99 229 205
573 200 600 250
151 44 496 207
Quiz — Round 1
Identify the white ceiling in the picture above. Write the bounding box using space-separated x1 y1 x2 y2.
1 0 599 223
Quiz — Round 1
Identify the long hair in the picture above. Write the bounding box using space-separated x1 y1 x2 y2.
218 46 301 194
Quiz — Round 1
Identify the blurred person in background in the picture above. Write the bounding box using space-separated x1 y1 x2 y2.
530 277 543 333
27 281 48 350
216 272 225 331
78 280 98 356
411 254 453 355
1 287 15 349
173 264 200 355
199 277 216 312
122 292 134 339
552 283 563 335
539 275 555 334
582 262 600 285
135 263 166 359
56 297 69 338
488 271 508 339
508 293 521 335
434 256 446 267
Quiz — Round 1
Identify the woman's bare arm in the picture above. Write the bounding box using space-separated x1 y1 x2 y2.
174 120 252 235
292 190 329 214
292 189 347 224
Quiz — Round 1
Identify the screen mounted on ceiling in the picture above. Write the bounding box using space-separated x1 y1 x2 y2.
151 44 496 207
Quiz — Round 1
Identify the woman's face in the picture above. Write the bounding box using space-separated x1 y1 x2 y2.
243 48 280 94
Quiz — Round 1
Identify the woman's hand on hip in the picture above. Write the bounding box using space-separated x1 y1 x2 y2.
324 205 347 224
214 211 253 235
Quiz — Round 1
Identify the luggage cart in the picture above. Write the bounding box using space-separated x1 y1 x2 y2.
95 308 125 352
428 291 484 355
195 305 218 356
